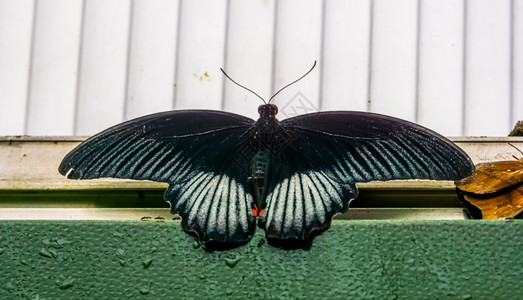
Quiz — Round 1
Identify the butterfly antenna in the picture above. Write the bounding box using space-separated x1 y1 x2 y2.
220 68 267 104
508 142 523 156
268 60 317 104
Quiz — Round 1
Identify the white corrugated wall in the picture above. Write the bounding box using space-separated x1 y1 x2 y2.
0 0 522 136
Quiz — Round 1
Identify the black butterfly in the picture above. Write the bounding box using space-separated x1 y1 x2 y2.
59 63 474 245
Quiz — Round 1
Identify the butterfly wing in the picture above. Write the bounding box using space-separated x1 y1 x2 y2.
165 171 257 243
456 160 523 194
59 110 255 182
259 150 357 240
462 186 523 219
279 111 474 182
259 111 474 240
455 159 523 219
59 110 257 243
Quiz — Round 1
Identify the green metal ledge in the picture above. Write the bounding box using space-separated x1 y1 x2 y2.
1 220 521 299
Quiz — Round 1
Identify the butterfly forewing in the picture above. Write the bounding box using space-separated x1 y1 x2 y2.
59 110 255 182
280 111 474 183
456 160 523 194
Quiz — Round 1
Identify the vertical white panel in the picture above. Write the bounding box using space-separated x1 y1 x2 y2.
0 0 34 135
174 0 228 110
322 0 371 111
222 0 275 120
272 0 323 119
25 0 83 135
125 0 179 120
369 0 418 121
513 0 523 126
76 0 132 135
464 0 511 136
417 0 464 136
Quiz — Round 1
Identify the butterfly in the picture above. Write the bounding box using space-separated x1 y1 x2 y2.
455 144 523 219
59 62 474 245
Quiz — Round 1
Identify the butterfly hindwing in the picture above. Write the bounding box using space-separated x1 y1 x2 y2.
462 187 523 219
166 170 256 243
259 150 357 240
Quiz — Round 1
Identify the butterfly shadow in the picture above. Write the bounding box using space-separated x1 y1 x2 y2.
265 231 325 251
264 227 329 251
182 231 250 252
187 229 326 252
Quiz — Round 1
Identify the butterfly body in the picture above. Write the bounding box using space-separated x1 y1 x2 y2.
248 146 271 211
59 104 474 244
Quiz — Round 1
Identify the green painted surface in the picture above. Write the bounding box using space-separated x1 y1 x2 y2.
0 220 521 299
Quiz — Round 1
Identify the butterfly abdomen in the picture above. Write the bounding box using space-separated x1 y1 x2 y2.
248 147 272 214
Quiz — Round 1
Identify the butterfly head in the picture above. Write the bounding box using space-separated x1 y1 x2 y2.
258 104 278 120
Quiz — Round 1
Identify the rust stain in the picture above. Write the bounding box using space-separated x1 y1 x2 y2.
193 71 211 82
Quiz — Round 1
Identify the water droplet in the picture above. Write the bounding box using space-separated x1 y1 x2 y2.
49 249 58 258
119 259 126 267
112 231 124 238
56 277 75 289
199 274 206 280
142 258 153 269
225 289 233 295
193 241 201 249
56 238 69 246
225 257 242 268
0 248 4 255
139 282 152 295
39 248 53 258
